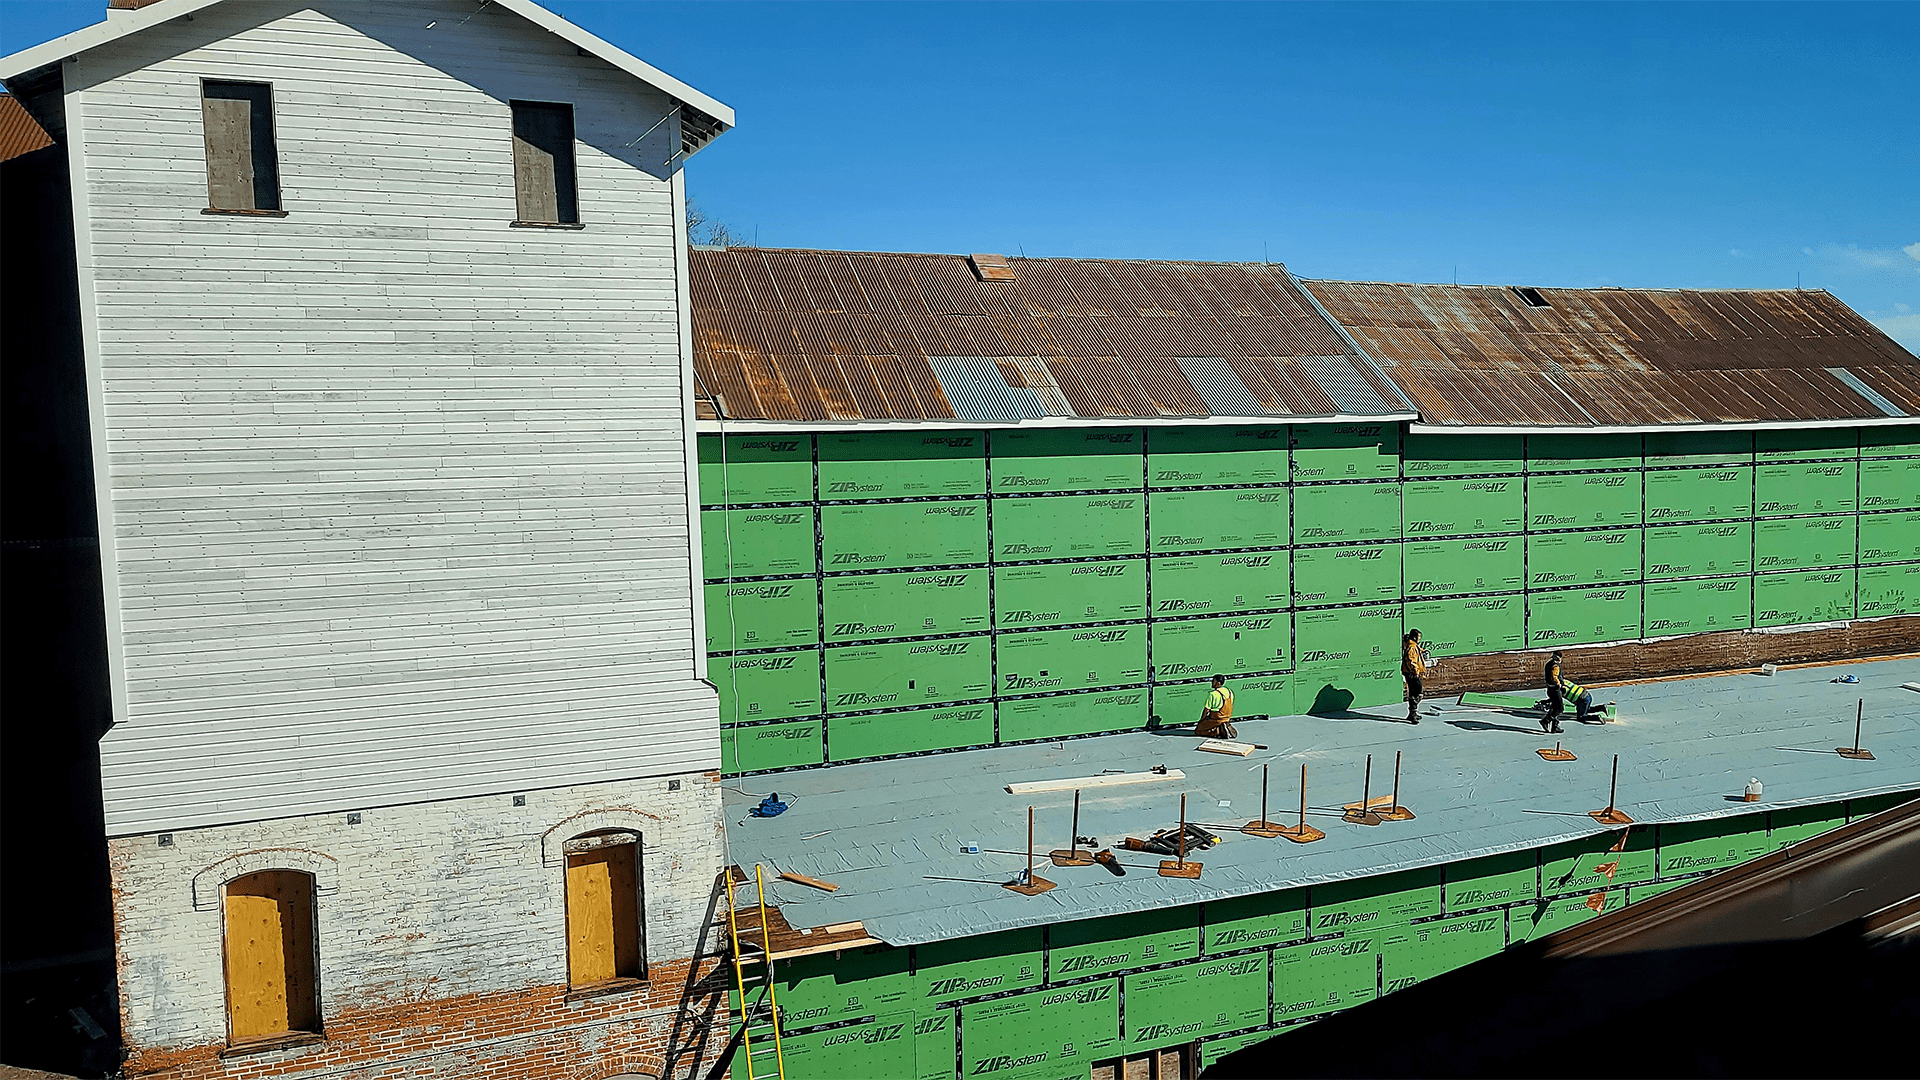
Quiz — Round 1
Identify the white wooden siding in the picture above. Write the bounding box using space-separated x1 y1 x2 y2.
68 1 717 834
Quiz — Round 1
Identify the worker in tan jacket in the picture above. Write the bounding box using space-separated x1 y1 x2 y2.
1402 628 1432 724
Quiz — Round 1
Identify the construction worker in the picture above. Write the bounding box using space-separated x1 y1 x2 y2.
1198 674 1236 739
1542 652 1568 733
1402 628 1430 724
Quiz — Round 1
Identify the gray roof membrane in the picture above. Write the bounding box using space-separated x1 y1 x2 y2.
722 658 1920 946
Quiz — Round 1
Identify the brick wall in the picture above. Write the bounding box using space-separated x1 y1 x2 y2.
1420 614 1920 698
109 772 731 1079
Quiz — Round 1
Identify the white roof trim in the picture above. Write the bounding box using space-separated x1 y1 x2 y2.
1408 417 1916 436
698 413 1418 434
0 0 735 131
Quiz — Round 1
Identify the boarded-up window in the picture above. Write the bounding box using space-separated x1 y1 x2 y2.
223 870 319 1042
511 100 579 224
565 836 643 985
201 81 281 211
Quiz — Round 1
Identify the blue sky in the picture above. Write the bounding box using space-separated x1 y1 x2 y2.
6 1 1915 350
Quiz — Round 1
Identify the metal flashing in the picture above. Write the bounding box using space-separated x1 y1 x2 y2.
1826 368 1908 417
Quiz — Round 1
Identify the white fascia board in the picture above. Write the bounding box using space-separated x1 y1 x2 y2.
490 0 733 129
697 413 1418 434
1 0 736 136
1409 417 1915 436
0 0 224 80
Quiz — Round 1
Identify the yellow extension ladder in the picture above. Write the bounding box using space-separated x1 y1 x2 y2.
725 864 786 1080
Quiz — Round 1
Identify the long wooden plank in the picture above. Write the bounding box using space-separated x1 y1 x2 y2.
1197 739 1256 757
1006 768 1186 795
778 871 838 892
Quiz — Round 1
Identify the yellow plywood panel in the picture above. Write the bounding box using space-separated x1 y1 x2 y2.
223 871 316 1041
567 844 641 985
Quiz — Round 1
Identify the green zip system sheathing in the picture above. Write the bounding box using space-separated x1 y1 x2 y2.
830 702 996 761
1403 536 1524 596
1643 521 1753 579
1147 425 1292 487
821 500 988 571
995 494 1144 561
1858 561 1920 618
825 569 991 641
1525 472 1643 529
699 433 814 504
1291 423 1401 480
1525 584 1645 647
1642 466 1754 523
1401 433 1524 476
1860 510 1920 564
1755 515 1856 571
1402 594 1524 655
1293 543 1401 606
994 561 1147 627
1756 461 1858 516
1401 477 1525 537
818 432 987 499
1148 552 1290 615
706 580 819 653
1643 576 1753 636
1525 528 1643 587
990 429 1144 493
1150 612 1291 679
1754 568 1856 626
1147 488 1289 553
1860 458 1920 511
699 426 1920 776
826 639 993 712
996 625 1149 695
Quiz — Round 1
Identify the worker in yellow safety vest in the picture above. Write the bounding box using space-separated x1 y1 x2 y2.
1198 674 1236 740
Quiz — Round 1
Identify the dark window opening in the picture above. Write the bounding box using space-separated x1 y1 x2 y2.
511 100 579 225
201 81 282 212
1511 286 1551 308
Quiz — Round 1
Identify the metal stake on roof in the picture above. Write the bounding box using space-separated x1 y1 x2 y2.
1836 698 1875 760
1589 755 1635 825
1275 763 1325 844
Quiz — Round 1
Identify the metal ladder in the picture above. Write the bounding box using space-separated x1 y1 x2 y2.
725 864 786 1080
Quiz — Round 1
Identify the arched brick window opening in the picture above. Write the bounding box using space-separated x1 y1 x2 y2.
564 830 645 988
223 869 320 1043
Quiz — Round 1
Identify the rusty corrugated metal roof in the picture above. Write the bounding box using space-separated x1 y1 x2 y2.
689 248 1409 423
1303 279 1918 427
0 94 53 163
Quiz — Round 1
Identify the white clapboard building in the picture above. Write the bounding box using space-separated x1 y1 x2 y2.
1 1 734 1076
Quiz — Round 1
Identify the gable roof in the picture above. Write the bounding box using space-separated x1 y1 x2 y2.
0 0 732 155
688 247 1416 426
1303 279 1918 430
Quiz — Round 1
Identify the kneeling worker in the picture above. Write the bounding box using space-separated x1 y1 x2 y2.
1198 674 1236 740
1541 651 1597 732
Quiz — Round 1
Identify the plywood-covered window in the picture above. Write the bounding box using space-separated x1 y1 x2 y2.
201 81 282 212
511 100 579 225
223 870 319 1043
564 832 644 987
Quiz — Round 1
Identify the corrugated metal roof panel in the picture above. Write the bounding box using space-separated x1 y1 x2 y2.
690 249 1391 422
0 95 54 163
1174 356 1266 416
927 356 1047 421
1304 279 1916 428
